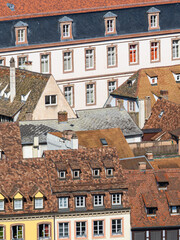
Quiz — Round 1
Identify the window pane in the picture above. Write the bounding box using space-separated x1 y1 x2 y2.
35 198 43 209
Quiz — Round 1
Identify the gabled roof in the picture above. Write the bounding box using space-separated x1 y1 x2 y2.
14 21 28 27
143 99 180 140
103 11 117 18
147 6 161 13
111 65 180 107
0 66 50 121
58 16 73 22
0 0 177 22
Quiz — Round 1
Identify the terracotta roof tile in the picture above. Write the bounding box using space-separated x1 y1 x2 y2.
142 192 158 208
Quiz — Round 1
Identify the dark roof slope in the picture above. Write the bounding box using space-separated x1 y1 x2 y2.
0 66 50 120
119 156 153 170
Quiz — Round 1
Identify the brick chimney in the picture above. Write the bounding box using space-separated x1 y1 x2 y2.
160 90 168 100
138 162 146 171
146 152 153 160
10 57 16 103
58 111 68 123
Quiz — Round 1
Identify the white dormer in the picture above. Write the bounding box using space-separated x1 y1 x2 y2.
147 75 157 85
0 84 8 97
21 90 31 102
172 72 180 82
4 91 10 99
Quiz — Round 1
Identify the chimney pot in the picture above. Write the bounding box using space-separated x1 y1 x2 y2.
58 111 68 123
10 57 15 68
139 162 146 171
146 152 153 160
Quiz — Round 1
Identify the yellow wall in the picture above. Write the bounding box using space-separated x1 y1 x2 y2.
1 218 54 240
35 191 43 198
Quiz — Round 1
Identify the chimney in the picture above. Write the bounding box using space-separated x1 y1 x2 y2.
146 152 153 160
145 96 151 119
71 133 78 149
139 99 145 129
10 57 16 103
58 111 68 123
138 162 146 171
160 90 168 100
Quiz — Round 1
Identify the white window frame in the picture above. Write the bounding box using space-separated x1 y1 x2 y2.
107 19 114 33
94 195 103 207
86 84 95 105
150 15 157 28
18 56 27 69
112 219 122 235
112 194 122 205
12 225 23 239
64 86 73 107
93 220 104 237
76 221 86 238
63 24 70 38
14 199 23 210
18 29 25 42
59 197 68 209
59 171 66 179
35 198 43 209
75 196 85 208
0 200 4 211
73 170 80 178
59 222 69 238
45 95 57 105
93 169 100 177
108 81 116 95
106 168 113 176
129 44 138 64
107 46 116 67
175 74 180 82
85 49 94 69
151 42 159 62
63 51 72 72
41 54 50 73
39 223 50 239
173 40 180 59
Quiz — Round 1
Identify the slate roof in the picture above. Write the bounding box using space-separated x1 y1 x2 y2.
119 156 153 170
0 66 50 121
111 65 180 107
44 147 130 211
20 124 58 144
0 122 23 160
143 99 180 140
14 21 28 27
58 16 73 22
103 11 117 18
0 0 177 21
20 107 142 138
147 6 161 13
127 169 180 228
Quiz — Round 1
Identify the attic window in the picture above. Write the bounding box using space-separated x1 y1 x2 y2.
157 181 168 190
175 74 180 82
146 207 157 216
93 169 100 177
158 110 164 118
58 171 66 179
7 3 15 11
59 16 73 40
100 138 108 146
104 12 117 35
73 170 80 179
170 206 180 214
106 168 113 177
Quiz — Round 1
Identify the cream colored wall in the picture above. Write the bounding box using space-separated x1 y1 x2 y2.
55 210 131 240
1 217 54 240
33 75 76 120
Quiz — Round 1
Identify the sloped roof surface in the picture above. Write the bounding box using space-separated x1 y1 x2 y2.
20 107 142 137
111 65 180 107
0 66 50 120
119 156 153 170
151 156 180 169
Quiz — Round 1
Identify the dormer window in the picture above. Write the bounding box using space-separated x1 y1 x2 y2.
59 171 66 179
104 12 117 35
170 206 180 214
35 198 43 209
14 199 23 210
147 74 158 85
147 7 160 31
93 169 100 177
158 110 164 118
112 193 121 205
172 72 180 82
4 92 10 99
14 21 28 45
59 16 73 40
146 207 157 216
157 181 168 190
106 168 113 177
73 170 80 179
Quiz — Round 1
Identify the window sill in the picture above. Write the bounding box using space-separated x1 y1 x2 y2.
147 214 156 217
170 213 180 215
45 104 57 107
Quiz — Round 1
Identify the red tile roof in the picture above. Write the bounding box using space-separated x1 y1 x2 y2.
0 0 179 21
127 169 180 228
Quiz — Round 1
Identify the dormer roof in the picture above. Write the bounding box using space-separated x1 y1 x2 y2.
103 11 117 18
14 21 28 28
59 16 73 22
147 7 161 13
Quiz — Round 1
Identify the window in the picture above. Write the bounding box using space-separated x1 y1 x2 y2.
147 8 160 30
157 182 168 190
14 199 23 210
104 12 117 35
85 49 95 70
108 81 116 95
159 110 164 118
94 195 103 207
73 170 80 179
129 44 138 64
64 86 74 107
59 197 68 209
100 138 108 146
63 51 73 72
107 46 116 67
12 225 23 239
0 200 4 211
35 198 43 209
86 83 95 105
59 16 73 40
106 168 113 177
18 56 27 68
128 101 135 112
93 220 104 237
59 222 69 238
173 40 180 59
41 54 50 73
0 226 4 240
0 59 5 66
45 95 57 105
112 194 121 205
175 74 180 82
170 206 180 214
58 171 66 179
14 21 28 45
75 196 85 208
39 224 50 239
151 42 160 62
112 219 122 235
18 29 25 42
76 221 86 238
146 207 157 215
150 76 158 85
93 169 100 177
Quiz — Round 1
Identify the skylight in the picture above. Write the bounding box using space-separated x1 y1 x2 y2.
158 110 164 118
100 138 108 146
